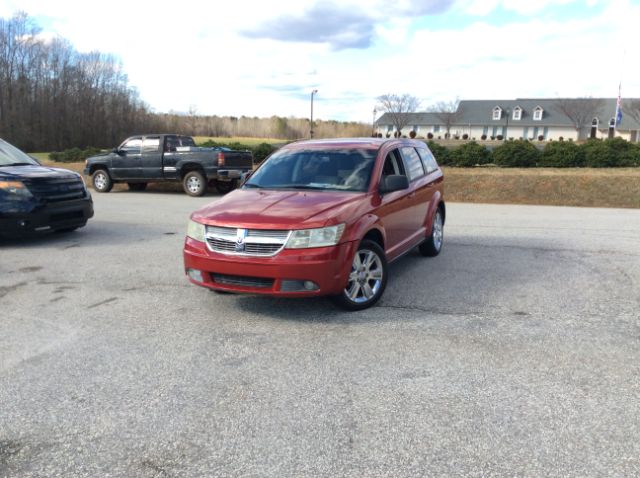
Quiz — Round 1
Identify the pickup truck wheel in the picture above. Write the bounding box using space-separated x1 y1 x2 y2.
215 179 237 194
127 182 147 191
419 208 444 257
183 171 207 197
334 239 388 311
92 169 113 193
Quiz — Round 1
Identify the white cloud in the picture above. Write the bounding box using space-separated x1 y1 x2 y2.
2 0 639 122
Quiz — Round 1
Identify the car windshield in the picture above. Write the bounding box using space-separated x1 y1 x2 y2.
0 139 39 167
245 148 377 192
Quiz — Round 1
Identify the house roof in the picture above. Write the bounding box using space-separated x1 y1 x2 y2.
376 98 640 129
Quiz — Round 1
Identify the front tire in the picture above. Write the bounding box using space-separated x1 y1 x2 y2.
92 169 113 193
419 207 444 257
334 239 388 311
183 171 207 197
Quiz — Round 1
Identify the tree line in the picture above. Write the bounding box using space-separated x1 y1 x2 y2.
0 12 369 152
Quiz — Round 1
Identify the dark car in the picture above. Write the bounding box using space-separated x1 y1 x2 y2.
184 138 445 310
0 138 94 238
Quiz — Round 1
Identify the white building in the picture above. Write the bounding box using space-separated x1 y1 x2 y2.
375 98 640 142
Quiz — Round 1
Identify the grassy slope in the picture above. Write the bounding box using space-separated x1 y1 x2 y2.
444 167 640 209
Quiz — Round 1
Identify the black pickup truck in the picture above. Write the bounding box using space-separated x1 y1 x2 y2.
83 134 253 196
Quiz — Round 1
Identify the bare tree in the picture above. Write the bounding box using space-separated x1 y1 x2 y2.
555 98 604 139
427 98 464 139
377 93 421 136
623 99 640 125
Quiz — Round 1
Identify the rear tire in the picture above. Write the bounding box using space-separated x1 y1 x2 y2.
333 239 388 311
183 171 207 197
127 182 147 191
419 207 444 257
215 179 237 194
92 169 113 193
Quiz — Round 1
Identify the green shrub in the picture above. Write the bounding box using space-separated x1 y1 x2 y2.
539 141 585 167
580 138 639 167
492 139 540 167
449 141 491 167
427 140 452 166
49 146 102 163
252 142 277 163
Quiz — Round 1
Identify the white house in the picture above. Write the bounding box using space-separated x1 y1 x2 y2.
375 98 640 142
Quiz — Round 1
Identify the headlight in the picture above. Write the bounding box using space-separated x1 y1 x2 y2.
285 224 345 249
186 219 206 242
0 180 33 198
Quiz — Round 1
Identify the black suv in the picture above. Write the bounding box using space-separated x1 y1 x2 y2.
0 138 94 238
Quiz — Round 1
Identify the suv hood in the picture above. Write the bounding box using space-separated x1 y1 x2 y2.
192 189 368 229
0 164 80 180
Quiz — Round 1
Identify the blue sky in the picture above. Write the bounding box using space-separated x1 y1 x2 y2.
1 0 638 122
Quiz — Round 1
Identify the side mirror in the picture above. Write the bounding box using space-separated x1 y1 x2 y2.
240 170 253 185
379 174 409 194
113 148 124 156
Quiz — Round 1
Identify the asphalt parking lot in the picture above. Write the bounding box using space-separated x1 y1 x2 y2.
1 191 639 477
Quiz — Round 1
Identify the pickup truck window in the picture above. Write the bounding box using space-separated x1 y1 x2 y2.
121 138 142 153
247 148 376 192
142 137 160 152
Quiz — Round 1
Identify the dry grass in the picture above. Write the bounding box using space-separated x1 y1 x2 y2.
444 167 640 209
36 158 640 208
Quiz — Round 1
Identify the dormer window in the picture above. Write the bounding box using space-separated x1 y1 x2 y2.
492 106 502 120
533 106 543 121
513 106 522 121
592 117 599 127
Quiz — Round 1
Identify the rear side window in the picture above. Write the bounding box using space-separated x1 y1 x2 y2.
417 147 439 174
400 147 425 181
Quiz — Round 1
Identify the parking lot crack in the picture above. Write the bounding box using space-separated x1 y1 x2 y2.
0 282 27 299
87 297 119 309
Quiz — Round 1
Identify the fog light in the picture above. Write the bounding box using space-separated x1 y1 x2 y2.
187 268 203 282
280 280 319 292
304 281 319 291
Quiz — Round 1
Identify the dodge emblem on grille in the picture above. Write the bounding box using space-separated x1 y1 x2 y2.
235 228 248 252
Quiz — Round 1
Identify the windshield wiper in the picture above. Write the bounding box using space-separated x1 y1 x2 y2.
284 184 327 190
0 162 35 167
243 183 262 188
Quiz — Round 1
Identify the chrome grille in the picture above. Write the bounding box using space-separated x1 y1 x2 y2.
205 226 290 257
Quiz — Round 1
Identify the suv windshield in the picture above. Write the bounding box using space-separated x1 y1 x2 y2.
0 139 39 167
246 148 376 192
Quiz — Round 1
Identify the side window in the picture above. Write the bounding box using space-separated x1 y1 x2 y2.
120 137 142 153
400 147 425 181
142 136 160 153
417 147 440 174
381 150 405 179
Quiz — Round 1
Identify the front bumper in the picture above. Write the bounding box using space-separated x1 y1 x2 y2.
0 196 94 238
183 237 357 297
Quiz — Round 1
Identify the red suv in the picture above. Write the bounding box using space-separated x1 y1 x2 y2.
183 138 444 310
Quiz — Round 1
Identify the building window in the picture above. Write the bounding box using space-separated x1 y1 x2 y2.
513 107 522 121
533 106 543 121
492 107 502 120
592 117 599 127
433 125 440 133
413 125 420 133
